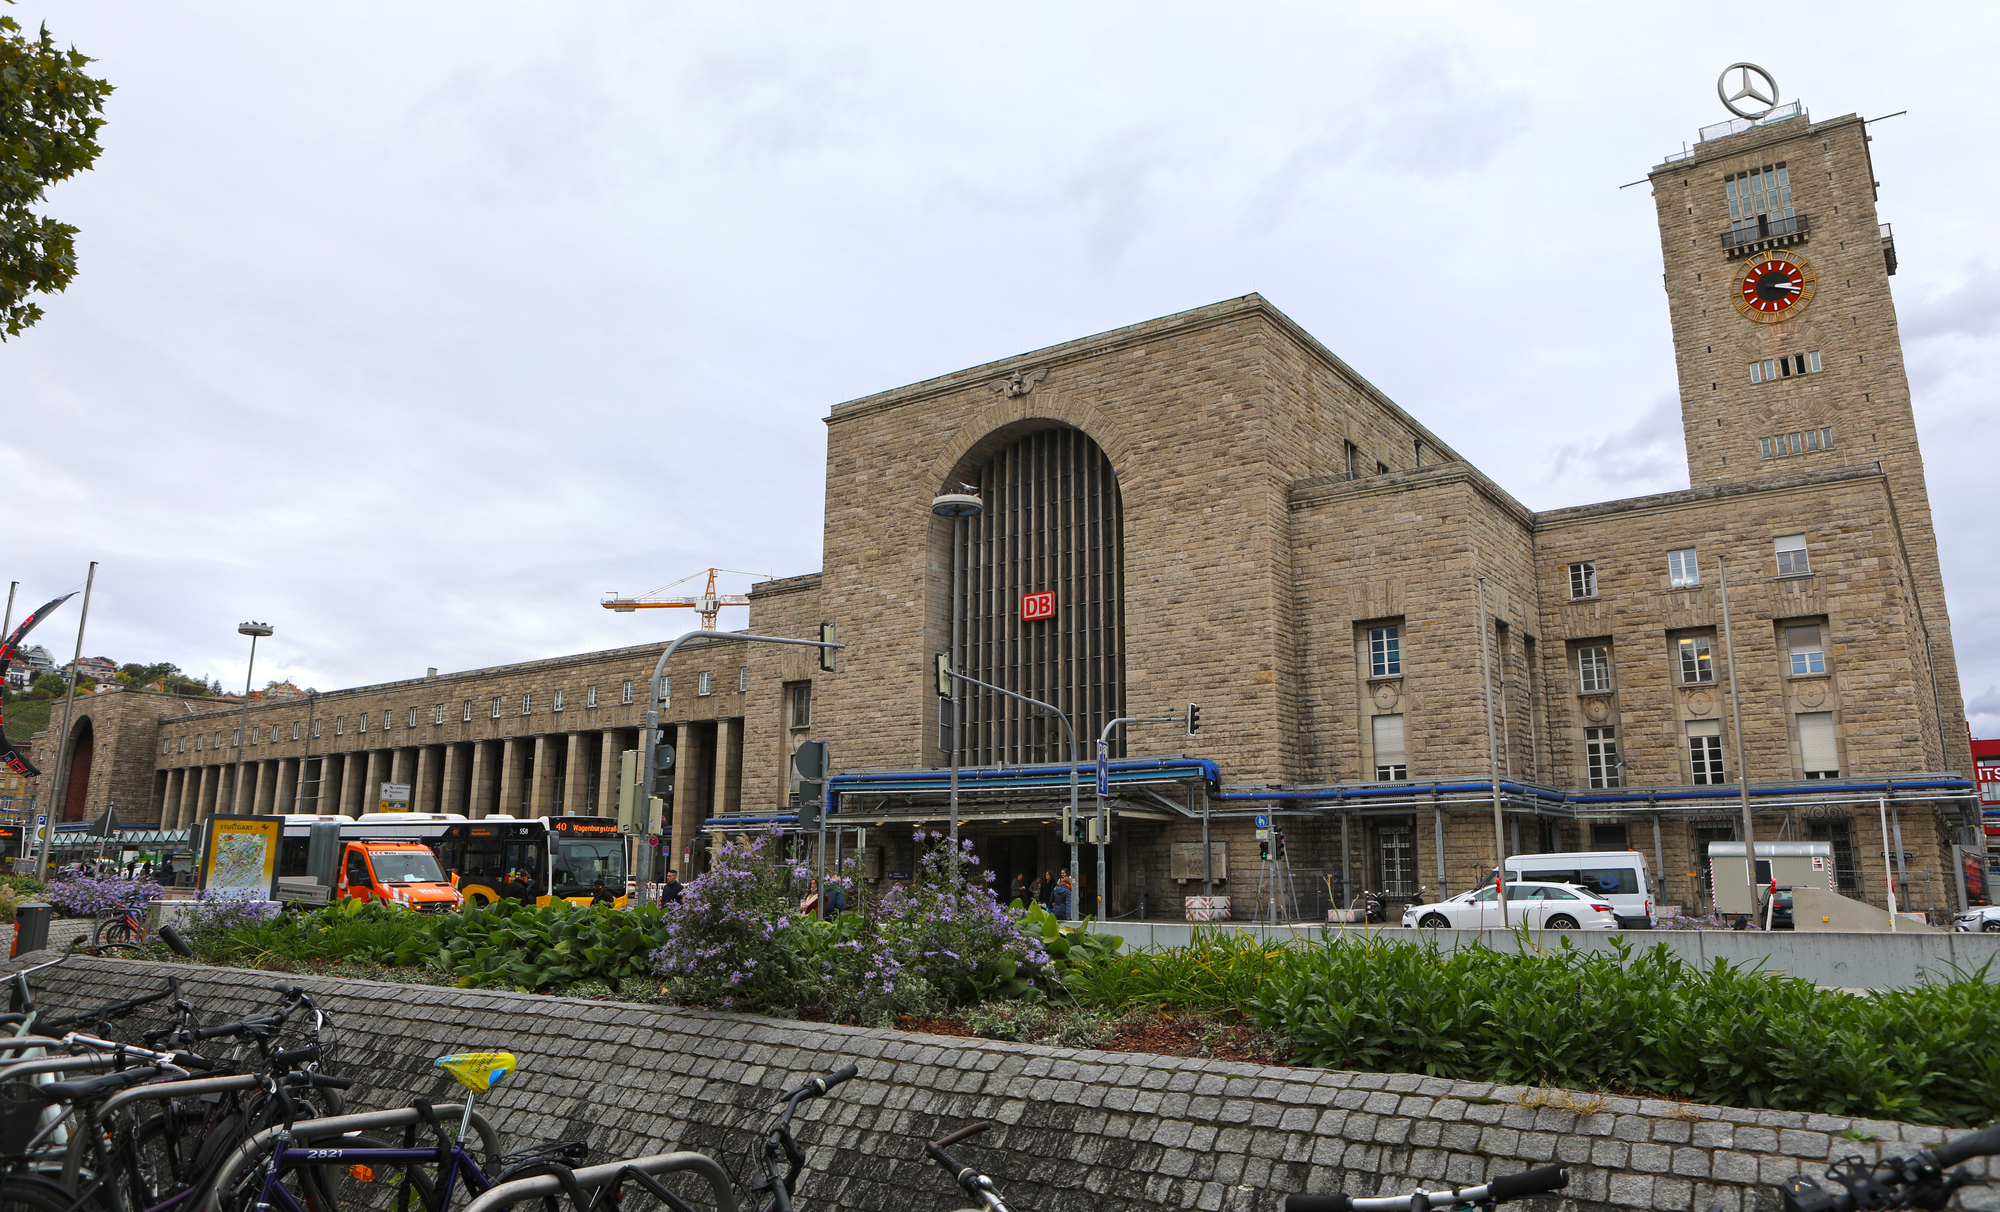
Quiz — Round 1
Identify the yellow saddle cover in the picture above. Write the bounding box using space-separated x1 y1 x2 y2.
433 1052 517 1092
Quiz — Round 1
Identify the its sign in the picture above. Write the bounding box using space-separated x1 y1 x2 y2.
1021 591 1055 622
378 782 411 813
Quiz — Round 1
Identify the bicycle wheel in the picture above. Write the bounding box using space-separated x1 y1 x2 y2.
0 1171 116 1212
91 915 137 949
214 1132 397 1212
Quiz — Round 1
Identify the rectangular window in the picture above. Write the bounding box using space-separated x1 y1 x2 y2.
586 685 598 709
1725 162 1795 245
1807 819 1860 894
697 671 712 696
1760 437 1773 459
490 698 502 718
1786 623 1826 675
739 667 748 693
408 707 419 728
521 693 532 715
1677 635 1715 684
1589 821 1629 849
463 700 473 722
1375 461 1389 475
233 729 241 747
433 704 445 725
358 713 367 733
789 683 812 728
553 688 564 712
660 675 671 703
1687 720 1726 785
1775 533 1810 576
335 716 344 735
291 723 300 740
1371 714 1407 781
1668 548 1699 587
382 710 392 730
1344 441 1360 480
622 680 634 705
1577 646 1611 693
1798 711 1839 778
1567 562 1596 599
1377 825 1415 897
1585 726 1620 789
1368 626 1401 677
312 719 321 738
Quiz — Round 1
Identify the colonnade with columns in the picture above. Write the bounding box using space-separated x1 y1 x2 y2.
154 722 748 872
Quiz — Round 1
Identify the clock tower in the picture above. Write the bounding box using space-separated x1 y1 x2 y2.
1647 73 1969 775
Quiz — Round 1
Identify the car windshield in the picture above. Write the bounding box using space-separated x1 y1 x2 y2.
1539 886 1579 900
369 850 446 884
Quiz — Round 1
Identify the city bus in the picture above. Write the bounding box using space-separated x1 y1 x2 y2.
277 814 628 908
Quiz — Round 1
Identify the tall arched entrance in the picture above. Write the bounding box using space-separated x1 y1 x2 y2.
948 423 1126 767
61 717 94 822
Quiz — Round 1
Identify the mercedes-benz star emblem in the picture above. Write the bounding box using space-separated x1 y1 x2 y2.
1717 62 1779 120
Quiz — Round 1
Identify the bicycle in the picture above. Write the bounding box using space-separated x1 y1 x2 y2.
1281 1165 1570 1211
1775 1121 2000 1212
924 1122 1012 1212
449 1064 859 1212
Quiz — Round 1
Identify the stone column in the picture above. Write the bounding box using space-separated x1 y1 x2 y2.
391 747 413 794
342 752 365 816
442 743 466 816
158 769 178 829
468 742 490 818
362 750 385 814
315 755 336 815
717 718 743 818
498 739 520 818
274 758 295 815
414 746 435 813
561 733 587 816
597 730 622 818
251 760 270 813
670 724 702 877
528 735 554 817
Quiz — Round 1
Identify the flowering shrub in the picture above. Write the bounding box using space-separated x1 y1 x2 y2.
179 889 281 941
870 831 1047 1008
650 827 810 1011
44 873 160 917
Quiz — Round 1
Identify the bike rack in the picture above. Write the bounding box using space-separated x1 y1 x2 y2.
459 1153 740 1212
195 1102 506 1212
61 1074 267 1189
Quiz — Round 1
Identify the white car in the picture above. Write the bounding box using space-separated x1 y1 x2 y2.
1951 905 2000 933
1401 882 1619 931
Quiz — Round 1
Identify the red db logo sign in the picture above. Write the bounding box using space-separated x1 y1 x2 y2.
1021 591 1055 621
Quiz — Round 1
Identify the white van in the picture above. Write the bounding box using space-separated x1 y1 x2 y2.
1495 850 1655 928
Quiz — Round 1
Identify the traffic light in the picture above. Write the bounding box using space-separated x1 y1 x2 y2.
798 788 822 830
819 622 838 672
1258 837 1270 862
1185 703 1201 736
617 750 643 831
1061 805 1078 844
934 653 951 697
651 743 676 802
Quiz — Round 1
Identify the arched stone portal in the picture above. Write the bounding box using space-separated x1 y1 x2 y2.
60 716 94 822
944 423 1126 767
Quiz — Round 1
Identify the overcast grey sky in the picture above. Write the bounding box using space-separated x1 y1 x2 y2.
6 2 1998 739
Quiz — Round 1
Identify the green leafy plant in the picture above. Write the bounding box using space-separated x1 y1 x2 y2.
186 899 441 969
437 898 667 993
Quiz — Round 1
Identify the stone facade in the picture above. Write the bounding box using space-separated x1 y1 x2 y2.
20 96 1978 921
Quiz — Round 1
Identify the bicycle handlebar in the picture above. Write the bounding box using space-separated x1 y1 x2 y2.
1931 1123 2000 1169
1285 1165 1568 1212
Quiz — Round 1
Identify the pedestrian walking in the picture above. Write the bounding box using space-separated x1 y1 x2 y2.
661 869 684 904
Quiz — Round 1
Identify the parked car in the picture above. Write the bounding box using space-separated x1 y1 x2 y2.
1496 850 1656 928
1401 882 1619 931
1767 887 1793 930
1951 904 2000 933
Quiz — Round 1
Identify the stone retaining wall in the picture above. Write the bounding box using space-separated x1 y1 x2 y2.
12 955 1996 1212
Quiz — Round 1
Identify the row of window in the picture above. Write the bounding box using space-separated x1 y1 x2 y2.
1580 712 1839 790
1574 623 1825 693
1760 428 1835 460
1567 535 1811 600
1724 161 1795 246
1748 351 1821 383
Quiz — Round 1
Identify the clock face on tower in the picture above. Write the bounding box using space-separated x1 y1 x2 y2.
1732 250 1816 322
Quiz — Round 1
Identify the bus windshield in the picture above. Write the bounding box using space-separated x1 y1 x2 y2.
554 839 626 895
369 849 447 884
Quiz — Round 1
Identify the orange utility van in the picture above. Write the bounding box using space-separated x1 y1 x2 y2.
334 840 464 912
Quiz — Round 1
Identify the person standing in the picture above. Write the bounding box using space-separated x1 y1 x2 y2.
1010 873 1027 904
1051 869 1073 920
661 869 684 904
1038 871 1055 911
1027 872 1044 908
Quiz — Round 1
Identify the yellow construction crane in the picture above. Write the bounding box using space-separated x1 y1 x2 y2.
600 568 766 629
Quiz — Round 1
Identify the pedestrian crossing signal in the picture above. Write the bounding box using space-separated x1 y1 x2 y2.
1186 703 1201 735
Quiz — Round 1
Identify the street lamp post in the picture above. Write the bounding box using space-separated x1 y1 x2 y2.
231 623 273 815
930 491 982 854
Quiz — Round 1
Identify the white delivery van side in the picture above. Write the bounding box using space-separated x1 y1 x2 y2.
1499 850 1655 928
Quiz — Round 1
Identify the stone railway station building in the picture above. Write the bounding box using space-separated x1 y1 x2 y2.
26 94 1987 920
